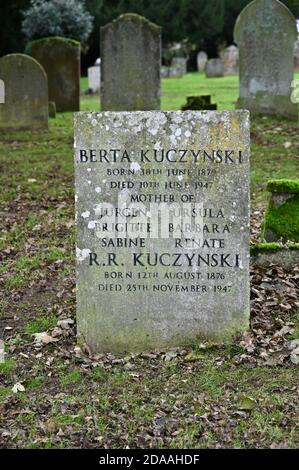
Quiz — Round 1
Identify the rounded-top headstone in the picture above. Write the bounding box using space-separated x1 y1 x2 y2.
0 53 48 131
234 0 298 119
197 51 208 72
32 36 80 112
100 13 161 111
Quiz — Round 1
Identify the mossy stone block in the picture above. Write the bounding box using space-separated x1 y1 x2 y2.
251 243 299 268
262 180 299 242
181 95 217 111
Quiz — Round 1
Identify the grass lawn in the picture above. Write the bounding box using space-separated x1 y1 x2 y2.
0 72 298 448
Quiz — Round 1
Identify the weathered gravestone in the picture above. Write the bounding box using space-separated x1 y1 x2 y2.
74 110 250 353
100 14 161 110
220 45 239 75
32 37 80 112
234 0 298 119
161 65 183 79
205 59 224 78
168 65 183 78
171 57 187 75
0 54 48 131
88 65 101 93
197 51 208 72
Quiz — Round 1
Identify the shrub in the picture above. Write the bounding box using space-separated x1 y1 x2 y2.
22 0 93 45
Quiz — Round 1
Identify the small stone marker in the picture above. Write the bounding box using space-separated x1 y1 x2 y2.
0 54 48 131
205 59 224 78
161 65 184 78
234 0 298 119
32 37 80 112
197 51 208 72
181 95 217 110
168 65 183 78
171 57 187 75
220 45 239 75
49 101 56 118
75 110 250 353
88 65 101 93
100 13 161 110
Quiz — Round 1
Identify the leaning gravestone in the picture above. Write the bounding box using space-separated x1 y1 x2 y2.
234 0 298 119
101 13 161 110
197 51 208 72
32 37 80 112
74 110 250 353
0 54 48 131
220 45 239 75
205 59 224 78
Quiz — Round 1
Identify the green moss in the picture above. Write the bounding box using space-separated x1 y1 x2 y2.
250 243 283 255
32 36 80 47
267 179 299 194
263 195 299 242
115 13 160 32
